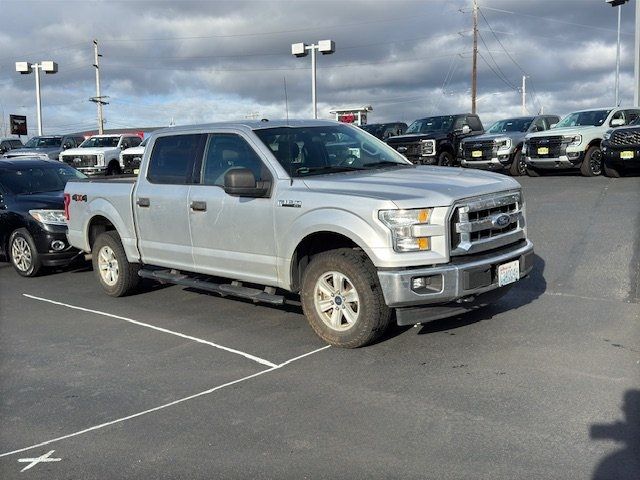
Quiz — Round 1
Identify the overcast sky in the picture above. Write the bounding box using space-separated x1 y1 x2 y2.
0 0 636 135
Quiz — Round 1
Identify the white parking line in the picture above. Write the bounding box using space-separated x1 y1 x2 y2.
0 345 330 459
23 294 278 368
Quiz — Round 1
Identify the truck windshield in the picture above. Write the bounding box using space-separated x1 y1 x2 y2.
23 137 62 148
254 124 412 177
487 118 533 133
555 110 611 128
80 137 120 148
0 165 86 195
405 116 456 134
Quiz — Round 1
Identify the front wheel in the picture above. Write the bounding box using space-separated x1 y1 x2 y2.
92 231 140 296
9 229 42 277
437 151 455 167
580 146 603 176
106 161 121 176
509 149 526 176
300 249 391 348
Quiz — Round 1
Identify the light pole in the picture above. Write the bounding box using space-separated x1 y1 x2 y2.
15 61 58 135
606 0 630 105
291 40 335 119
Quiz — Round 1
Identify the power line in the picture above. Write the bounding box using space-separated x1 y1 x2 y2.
477 52 518 91
477 30 518 90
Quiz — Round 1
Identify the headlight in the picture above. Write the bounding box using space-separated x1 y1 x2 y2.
379 208 433 252
564 134 582 147
29 209 66 225
97 153 105 165
496 138 512 150
419 139 435 156
522 142 528 154
603 131 612 141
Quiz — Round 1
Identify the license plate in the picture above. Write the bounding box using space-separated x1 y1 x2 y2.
471 150 482 158
537 147 549 155
498 260 520 287
620 151 634 159
133 168 140 175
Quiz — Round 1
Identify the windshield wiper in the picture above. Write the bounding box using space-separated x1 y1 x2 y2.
295 165 365 176
362 161 411 169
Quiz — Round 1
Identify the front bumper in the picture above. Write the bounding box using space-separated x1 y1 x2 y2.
601 145 640 169
32 229 82 267
525 152 583 169
377 240 534 325
461 157 509 170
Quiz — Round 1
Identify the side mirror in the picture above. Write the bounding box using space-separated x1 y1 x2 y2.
549 123 557 129
223 168 269 197
610 118 625 127
461 125 471 134
63 143 73 150
529 125 539 132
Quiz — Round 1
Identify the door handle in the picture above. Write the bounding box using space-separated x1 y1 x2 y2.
136 197 150 207
190 200 207 212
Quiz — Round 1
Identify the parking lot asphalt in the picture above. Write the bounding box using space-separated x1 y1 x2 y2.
0 174 638 479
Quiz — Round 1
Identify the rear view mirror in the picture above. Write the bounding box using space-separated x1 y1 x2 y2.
461 125 471 134
223 168 269 197
610 118 625 127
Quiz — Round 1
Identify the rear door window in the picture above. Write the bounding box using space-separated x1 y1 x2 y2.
147 134 207 184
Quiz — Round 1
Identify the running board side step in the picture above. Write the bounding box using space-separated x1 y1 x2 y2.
138 268 285 305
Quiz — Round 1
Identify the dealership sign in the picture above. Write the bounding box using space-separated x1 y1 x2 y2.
9 115 27 135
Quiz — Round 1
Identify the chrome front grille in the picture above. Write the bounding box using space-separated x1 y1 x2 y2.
450 191 525 256
609 129 640 147
64 154 97 168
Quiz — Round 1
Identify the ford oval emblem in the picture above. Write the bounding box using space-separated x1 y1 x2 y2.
493 214 511 228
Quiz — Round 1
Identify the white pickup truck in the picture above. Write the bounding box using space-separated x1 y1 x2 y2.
60 134 142 176
65 120 534 347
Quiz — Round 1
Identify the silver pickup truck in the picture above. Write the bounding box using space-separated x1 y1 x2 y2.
64 120 534 348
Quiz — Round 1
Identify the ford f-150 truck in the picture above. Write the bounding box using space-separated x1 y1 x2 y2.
64 120 534 348
523 107 640 176
386 114 484 166
60 134 142 176
460 115 559 176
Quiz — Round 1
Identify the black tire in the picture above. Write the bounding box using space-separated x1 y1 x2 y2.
92 231 140 297
603 162 622 178
106 161 121 176
526 166 541 177
437 151 455 167
8 228 42 277
300 248 391 348
509 149 526 176
580 146 603 177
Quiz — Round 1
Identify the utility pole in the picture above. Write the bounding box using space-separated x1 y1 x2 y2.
90 39 108 134
471 0 478 114
521 75 527 115
635 0 640 106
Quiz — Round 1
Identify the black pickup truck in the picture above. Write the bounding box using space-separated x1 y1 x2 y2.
385 113 484 166
601 119 640 177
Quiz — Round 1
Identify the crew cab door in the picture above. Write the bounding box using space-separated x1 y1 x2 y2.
187 132 278 285
133 133 207 270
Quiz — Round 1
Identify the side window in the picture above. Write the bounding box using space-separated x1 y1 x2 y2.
532 117 547 131
147 134 206 185
466 116 482 132
624 110 640 124
120 138 131 149
130 136 142 147
201 134 270 187
11 140 22 148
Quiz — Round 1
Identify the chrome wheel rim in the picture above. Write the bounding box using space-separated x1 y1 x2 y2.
11 237 32 272
313 271 360 331
591 150 603 175
97 245 119 286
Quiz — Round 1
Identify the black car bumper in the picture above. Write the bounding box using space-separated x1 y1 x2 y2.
601 145 640 171
31 229 82 267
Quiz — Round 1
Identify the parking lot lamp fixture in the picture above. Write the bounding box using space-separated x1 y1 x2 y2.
291 40 335 119
15 61 58 135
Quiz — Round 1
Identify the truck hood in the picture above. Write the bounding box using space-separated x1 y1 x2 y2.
301 166 520 208
6 146 60 157
527 125 601 138
386 133 446 143
14 190 64 210
62 147 118 156
121 146 144 155
467 131 525 142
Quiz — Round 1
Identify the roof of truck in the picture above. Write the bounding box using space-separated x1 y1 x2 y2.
150 119 344 136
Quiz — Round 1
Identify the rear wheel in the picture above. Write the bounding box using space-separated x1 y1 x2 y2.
92 231 140 296
509 149 526 176
106 161 121 176
580 146 603 176
9 229 42 277
300 248 391 348
603 162 622 178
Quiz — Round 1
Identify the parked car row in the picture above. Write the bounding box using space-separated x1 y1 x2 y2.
379 106 640 177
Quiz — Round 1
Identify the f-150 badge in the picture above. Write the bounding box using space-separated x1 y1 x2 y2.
277 200 302 208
